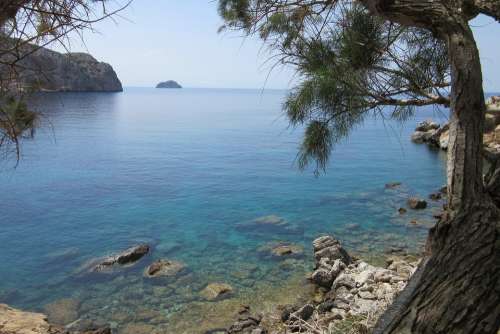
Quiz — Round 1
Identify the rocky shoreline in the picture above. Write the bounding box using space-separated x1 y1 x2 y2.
0 236 418 334
218 236 418 334
411 96 500 162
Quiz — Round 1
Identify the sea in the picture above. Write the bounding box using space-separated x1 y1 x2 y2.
0 88 448 333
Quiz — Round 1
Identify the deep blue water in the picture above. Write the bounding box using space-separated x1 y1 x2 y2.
0 88 447 332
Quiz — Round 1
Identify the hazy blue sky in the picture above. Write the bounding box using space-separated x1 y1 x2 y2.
59 0 500 90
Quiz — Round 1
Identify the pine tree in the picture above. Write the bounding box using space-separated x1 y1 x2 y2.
219 1 500 332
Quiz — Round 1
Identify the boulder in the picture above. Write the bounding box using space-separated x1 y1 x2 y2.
411 131 427 143
332 272 356 290
200 283 233 301
311 259 346 288
91 244 149 273
144 259 186 278
407 197 427 210
313 236 352 267
415 120 440 132
270 243 303 257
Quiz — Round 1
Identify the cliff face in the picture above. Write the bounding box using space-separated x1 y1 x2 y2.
2 44 122 92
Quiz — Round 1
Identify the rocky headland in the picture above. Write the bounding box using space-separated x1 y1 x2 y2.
0 42 122 92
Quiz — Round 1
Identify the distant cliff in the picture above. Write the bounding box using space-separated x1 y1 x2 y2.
156 80 182 89
1 43 122 92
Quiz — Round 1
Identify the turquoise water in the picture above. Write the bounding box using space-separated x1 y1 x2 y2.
0 88 447 332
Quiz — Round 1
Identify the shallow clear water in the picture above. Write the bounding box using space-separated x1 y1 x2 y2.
0 88 447 333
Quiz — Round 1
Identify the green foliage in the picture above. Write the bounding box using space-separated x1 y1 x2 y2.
0 95 38 162
218 1 450 174
218 0 252 31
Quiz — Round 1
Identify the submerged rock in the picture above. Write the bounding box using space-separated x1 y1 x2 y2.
250 215 287 227
143 259 186 278
258 241 304 259
200 283 233 301
385 182 402 189
407 197 428 210
89 244 150 273
236 215 299 236
44 298 80 325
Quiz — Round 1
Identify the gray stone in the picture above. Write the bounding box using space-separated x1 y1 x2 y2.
333 273 356 290
91 245 150 272
415 120 440 132
313 236 352 267
2 42 122 92
143 259 186 278
407 197 428 210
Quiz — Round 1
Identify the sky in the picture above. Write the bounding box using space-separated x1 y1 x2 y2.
56 0 500 91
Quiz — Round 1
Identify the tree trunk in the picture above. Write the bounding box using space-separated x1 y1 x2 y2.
373 23 500 334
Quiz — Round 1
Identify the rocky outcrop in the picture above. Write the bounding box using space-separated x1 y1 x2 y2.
77 244 150 274
1 41 122 92
276 235 418 333
226 306 267 334
407 197 428 210
143 259 186 278
412 98 500 161
200 283 234 301
156 80 182 89
310 236 352 288
0 303 63 334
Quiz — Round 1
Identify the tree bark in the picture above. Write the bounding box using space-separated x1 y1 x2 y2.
446 25 486 212
374 21 500 334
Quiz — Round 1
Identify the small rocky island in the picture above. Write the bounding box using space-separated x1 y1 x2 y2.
1 43 123 92
156 80 182 89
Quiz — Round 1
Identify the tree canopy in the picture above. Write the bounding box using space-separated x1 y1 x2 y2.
220 0 452 172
